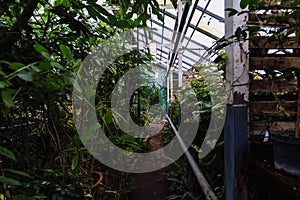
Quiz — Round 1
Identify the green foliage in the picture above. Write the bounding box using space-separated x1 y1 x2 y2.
4 169 32 179
0 176 21 186
170 0 178 9
225 0 300 44
240 0 250 9
59 44 74 61
71 155 79 170
0 146 16 162
225 8 238 17
1 89 15 108
166 57 226 199
166 157 200 200
0 0 162 199
224 1 300 130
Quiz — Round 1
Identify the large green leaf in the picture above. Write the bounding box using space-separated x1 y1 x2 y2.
225 8 238 17
86 6 98 20
9 62 25 71
170 0 178 9
17 71 35 82
0 146 16 161
0 81 9 89
0 176 21 186
59 44 74 61
105 109 113 124
240 0 249 9
91 3 112 17
0 61 25 71
73 59 82 72
10 195 36 200
119 135 135 143
138 13 150 23
4 169 32 178
33 42 48 54
63 71 76 86
1 89 15 108
71 154 78 170
51 61 65 70
39 61 52 71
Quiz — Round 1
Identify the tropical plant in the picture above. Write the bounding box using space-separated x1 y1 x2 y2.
0 0 167 198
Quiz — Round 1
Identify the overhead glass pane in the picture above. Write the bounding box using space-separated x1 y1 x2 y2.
198 14 224 38
207 0 225 18
146 0 225 71
197 0 209 8
190 9 202 26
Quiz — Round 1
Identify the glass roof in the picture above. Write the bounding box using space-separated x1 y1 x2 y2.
147 0 224 71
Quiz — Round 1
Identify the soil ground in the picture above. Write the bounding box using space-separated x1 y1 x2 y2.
130 123 169 200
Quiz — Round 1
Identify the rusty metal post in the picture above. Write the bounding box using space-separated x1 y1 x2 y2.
224 0 249 199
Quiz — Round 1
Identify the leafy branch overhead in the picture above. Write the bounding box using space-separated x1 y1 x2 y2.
0 0 175 199
225 0 300 42
0 0 167 106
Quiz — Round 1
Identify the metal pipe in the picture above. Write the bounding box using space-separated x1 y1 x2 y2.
165 114 218 200
170 68 173 101
181 0 200 37
165 0 218 79
160 0 167 61
150 19 208 49
165 0 191 79
162 10 220 40
184 0 212 52
178 47 183 87
196 5 224 22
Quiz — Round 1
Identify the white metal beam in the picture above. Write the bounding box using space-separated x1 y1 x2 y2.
178 46 183 87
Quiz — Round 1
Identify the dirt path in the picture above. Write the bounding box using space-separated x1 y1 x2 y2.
130 123 169 200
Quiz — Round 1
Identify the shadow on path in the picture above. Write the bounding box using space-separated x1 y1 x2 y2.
130 123 169 200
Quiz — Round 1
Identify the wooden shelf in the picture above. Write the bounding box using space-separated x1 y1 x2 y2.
250 100 297 115
247 13 291 26
250 56 300 70
249 0 300 10
250 37 299 49
250 79 297 93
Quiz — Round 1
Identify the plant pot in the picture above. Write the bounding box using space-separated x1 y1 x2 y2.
83 171 103 193
271 131 300 176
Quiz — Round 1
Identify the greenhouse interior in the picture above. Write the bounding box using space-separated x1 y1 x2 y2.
0 0 300 199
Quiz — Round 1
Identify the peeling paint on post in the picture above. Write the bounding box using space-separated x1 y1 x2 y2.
224 0 249 199
225 9 249 104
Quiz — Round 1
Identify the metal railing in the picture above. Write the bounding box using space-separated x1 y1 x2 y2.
165 114 218 200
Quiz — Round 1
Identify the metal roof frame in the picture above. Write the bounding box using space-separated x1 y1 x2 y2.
147 0 224 71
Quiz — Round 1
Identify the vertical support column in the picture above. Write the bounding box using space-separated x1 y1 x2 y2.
178 47 183 88
170 68 173 101
167 76 170 104
178 0 183 17
224 0 249 199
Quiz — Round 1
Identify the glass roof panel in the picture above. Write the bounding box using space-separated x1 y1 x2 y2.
198 14 224 38
207 0 225 18
147 0 224 71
